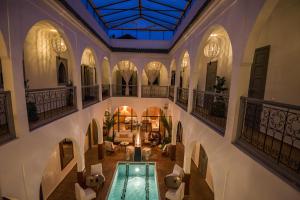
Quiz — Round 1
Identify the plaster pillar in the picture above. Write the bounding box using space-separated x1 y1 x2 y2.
183 145 192 195
138 70 142 98
98 123 104 160
170 118 177 161
76 151 86 188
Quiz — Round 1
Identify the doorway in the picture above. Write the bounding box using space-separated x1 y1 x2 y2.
248 45 270 99
198 145 208 179
176 122 183 143
205 61 218 92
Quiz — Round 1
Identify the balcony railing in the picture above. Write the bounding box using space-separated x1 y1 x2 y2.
82 85 100 108
112 84 138 97
102 84 110 100
192 90 229 134
236 97 300 188
169 86 175 101
176 87 189 110
26 87 77 130
141 85 168 98
0 91 15 144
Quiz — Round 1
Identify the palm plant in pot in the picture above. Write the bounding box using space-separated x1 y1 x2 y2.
211 76 227 117
103 111 115 142
160 110 172 146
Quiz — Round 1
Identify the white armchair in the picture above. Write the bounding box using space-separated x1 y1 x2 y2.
173 164 184 179
91 163 105 182
165 182 185 200
104 141 117 153
74 183 96 200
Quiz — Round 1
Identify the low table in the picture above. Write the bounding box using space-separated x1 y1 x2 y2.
120 141 129 152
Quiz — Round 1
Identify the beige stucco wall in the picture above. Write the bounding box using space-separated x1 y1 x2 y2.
254 0 300 105
0 0 299 200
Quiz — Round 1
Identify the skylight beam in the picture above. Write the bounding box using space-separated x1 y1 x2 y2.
146 0 184 12
95 0 132 9
142 6 181 20
105 14 140 24
142 13 176 26
99 6 139 17
110 17 140 29
141 16 174 31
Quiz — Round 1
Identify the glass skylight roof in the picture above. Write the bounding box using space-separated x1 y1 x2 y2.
81 0 208 40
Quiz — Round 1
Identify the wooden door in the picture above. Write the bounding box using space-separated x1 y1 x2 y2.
248 45 270 99
199 145 208 179
205 61 218 92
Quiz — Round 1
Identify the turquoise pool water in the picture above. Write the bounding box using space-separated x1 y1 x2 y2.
107 162 159 200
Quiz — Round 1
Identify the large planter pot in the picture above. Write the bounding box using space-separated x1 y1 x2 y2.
27 102 39 122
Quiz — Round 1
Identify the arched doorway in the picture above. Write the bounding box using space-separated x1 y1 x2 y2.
192 25 233 134
85 119 99 152
176 121 183 143
141 107 171 145
177 52 190 109
141 61 169 97
112 60 138 96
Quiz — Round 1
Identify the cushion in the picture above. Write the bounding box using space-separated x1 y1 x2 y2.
164 173 182 189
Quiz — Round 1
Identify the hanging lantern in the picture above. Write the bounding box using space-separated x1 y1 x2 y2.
88 53 96 67
204 36 221 59
51 34 67 56
145 62 162 85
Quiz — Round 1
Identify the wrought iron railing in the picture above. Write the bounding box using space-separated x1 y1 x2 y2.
82 85 99 108
237 96 300 187
102 84 110 100
141 85 168 98
0 91 15 144
26 87 77 130
192 90 229 134
176 87 189 110
169 86 175 101
112 84 138 97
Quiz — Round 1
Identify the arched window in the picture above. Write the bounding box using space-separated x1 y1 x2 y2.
57 57 68 85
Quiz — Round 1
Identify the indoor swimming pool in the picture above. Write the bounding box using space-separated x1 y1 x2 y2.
107 162 159 200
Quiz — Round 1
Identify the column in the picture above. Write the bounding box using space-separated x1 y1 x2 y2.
98 123 104 160
169 118 177 161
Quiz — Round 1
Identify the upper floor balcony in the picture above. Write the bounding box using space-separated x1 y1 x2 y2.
168 86 175 101
101 84 110 100
141 85 168 98
81 85 99 108
176 87 189 111
192 90 229 135
112 84 138 97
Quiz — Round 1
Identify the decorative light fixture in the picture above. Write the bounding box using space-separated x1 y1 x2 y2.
88 53 96 67
204 35 221 60
51 34 67 56
117 61 136 95
144 62 162 85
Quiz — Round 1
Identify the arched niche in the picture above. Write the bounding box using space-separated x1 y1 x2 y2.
23 21 75 89
84 119 99 152
180 51 190 89
141 61 168 86
80 48 97 86
113 106 138 133
194 26 233 92
112 60 138 96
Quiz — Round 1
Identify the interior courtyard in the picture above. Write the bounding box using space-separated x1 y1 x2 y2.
0 0 299 200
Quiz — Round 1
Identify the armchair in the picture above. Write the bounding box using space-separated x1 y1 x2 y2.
74 183 96 200
165 182 185 200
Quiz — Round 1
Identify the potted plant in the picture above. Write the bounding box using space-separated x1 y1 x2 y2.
211 76 227 117
103 111 115 141
25 80 38 122
160 111 172 145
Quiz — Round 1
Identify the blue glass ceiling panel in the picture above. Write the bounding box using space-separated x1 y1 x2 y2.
81 0 209 40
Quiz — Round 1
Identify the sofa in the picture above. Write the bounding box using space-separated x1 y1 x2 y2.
114 130 134 143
